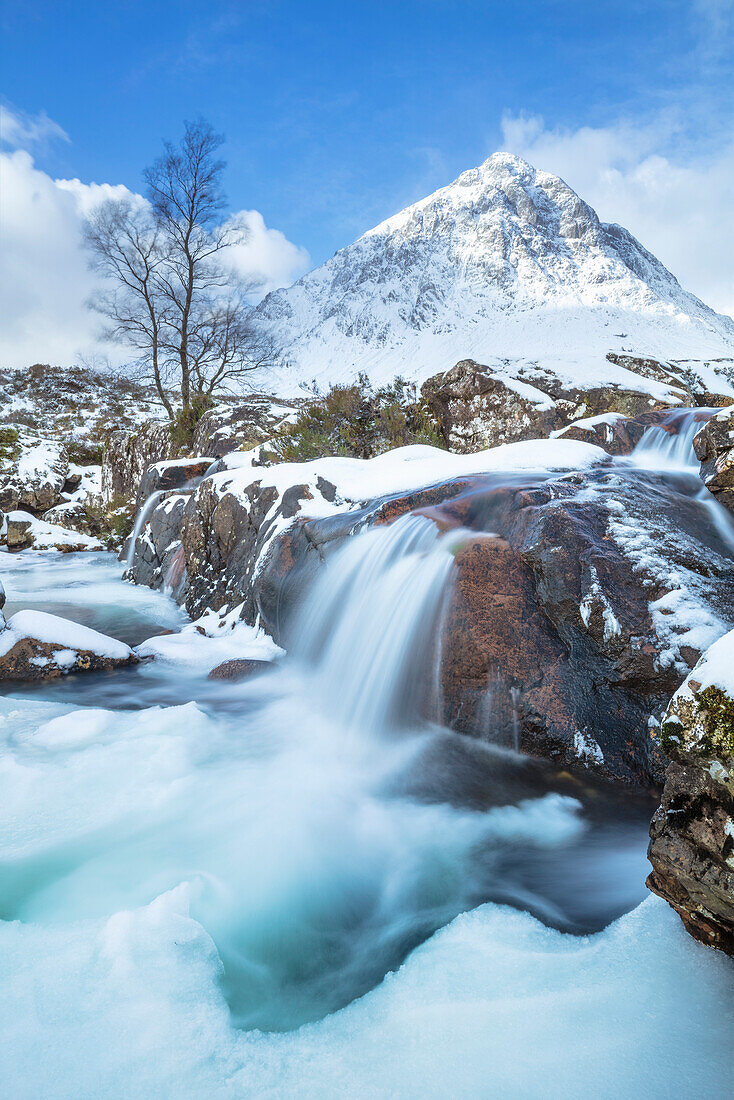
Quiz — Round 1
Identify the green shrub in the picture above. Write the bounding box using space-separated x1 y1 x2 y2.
169 394 215 455
0 427 20 462
67 441 104 466
263 375 444 463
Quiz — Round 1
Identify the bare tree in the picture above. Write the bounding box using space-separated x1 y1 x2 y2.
85 198 174 417
85 119 273 426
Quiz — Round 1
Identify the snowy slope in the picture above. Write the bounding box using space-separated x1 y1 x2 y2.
252 153 734 397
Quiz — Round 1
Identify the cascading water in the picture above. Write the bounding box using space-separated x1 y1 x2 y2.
630 407 734 549
631 408 714 470
292 513 467 733
125 489 165 569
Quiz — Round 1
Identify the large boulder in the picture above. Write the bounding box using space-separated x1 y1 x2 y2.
647 632 734 954
420 358 684 454
0 609 136 681
257 463 734 787
101 421 172 503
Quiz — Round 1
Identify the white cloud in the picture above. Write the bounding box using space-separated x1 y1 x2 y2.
225 209 311 299
0 148 128 368
500 112 734 319
0 103 69 150
0 107 310 370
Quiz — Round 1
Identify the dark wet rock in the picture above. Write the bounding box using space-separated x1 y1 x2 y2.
420 358 685 454
647 646 734 955
62 472 83 495
126 492 190 596
0 610 137 681
102 421 171 502
136 457 214 508
208 657 272 681
694 407 734 512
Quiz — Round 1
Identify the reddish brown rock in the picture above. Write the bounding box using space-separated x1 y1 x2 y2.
208 658 272 681
0 611 136 682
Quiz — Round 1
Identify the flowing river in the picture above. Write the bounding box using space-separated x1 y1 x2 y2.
1 426 732 1097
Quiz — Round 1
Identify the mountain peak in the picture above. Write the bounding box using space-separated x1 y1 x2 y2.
251 154 734 396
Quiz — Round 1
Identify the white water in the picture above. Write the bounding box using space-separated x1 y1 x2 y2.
294 514 464 732
0 515 732 1096
631 409 713 470
125 489 165 569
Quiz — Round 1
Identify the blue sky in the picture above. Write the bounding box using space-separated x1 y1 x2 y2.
3 0 731 263
2 1 733 367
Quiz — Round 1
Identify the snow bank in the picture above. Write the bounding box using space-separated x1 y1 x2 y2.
0 890 730 1099
0 609 132 660
219 437 607 515
6 509 103 550
137 606 283 672
670 626 734 707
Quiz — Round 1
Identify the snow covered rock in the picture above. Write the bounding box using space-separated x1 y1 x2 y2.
648 632 734 954
3 510 103 553
42 501 100 538
5 514 34 551
136 457 214 508
421 358 686 454
250 153 734 399
693 407 734 512
0 434 70 514
190 395 302 458
0 609 136 681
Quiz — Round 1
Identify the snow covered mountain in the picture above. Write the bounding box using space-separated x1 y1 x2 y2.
252 153 734 399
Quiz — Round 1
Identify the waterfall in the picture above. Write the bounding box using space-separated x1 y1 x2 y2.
125 490 165 570
631 408 714 470
292 513 466 734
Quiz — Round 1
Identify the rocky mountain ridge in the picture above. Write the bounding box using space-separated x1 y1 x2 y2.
251 153 734 399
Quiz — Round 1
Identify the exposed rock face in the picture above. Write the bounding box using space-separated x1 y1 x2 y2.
136 458 214 508
102 421 171 502
126 492 190 595
5 514 34 551
178 477 338 620
0 609 136 681
647 634 734 954
258 465 734 786
0 436 70 514
694 407 734 512
420 358 683 454
191 396 301 457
